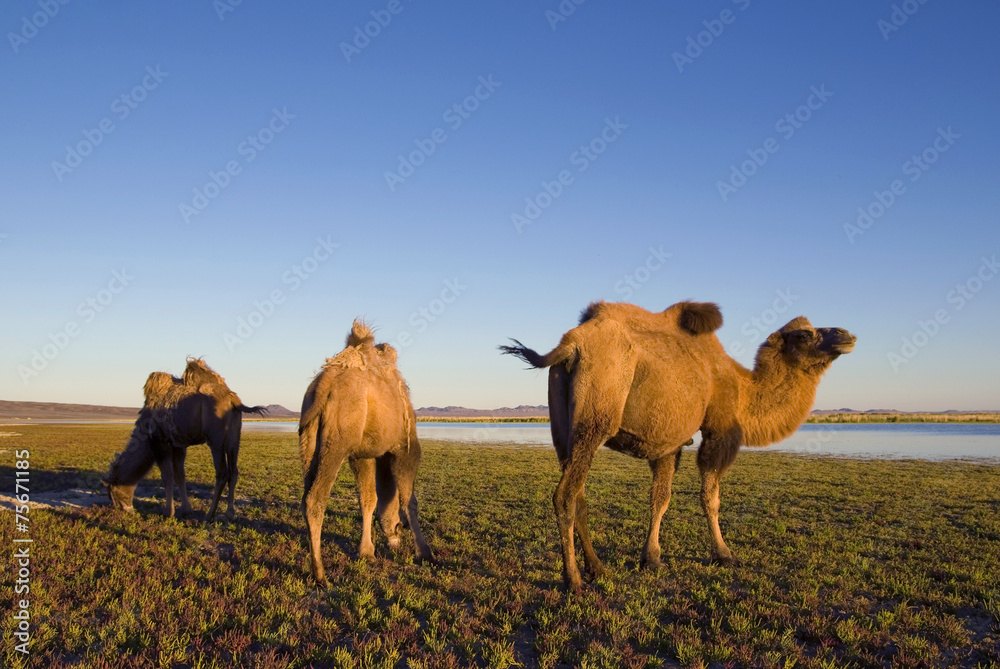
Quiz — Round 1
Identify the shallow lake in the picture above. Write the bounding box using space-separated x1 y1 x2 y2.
243 421 1000 462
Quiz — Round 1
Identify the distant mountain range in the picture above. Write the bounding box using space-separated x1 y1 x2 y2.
0 400 994 422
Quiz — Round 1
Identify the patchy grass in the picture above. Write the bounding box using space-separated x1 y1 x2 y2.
1 424 999 668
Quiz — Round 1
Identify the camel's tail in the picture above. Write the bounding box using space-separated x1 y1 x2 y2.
238 404 268 416
499 338 576 370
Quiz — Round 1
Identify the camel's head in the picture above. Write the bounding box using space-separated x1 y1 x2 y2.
101 478 136 511
763 316 857 373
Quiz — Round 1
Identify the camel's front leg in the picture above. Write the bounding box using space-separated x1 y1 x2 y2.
375 455 402 551
697 435 740 565
642 450 682 569
391 451 434 564
349 458 377 559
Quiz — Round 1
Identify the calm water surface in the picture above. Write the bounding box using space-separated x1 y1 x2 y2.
243 421 1000 462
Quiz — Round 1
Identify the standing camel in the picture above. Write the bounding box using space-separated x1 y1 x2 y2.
102 358 266 520
300 320 434 586
501 300 856 592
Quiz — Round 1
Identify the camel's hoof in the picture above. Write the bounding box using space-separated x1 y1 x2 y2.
711 555 740 568
583 566 606 582
640 558 663 570
415 553 439 567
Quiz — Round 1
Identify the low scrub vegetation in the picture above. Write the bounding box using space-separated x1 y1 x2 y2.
1 425 998 668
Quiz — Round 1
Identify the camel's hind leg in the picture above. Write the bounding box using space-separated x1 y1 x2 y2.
375 454 402 551
303 450 348 586
349 458 378 559
390 449 433 563
697 432 740 565
205 441 228 523
552 435 602 593
224 415 242 520
549 365 604 584
642 449 682 569
573 493 605 581
172 448 193 514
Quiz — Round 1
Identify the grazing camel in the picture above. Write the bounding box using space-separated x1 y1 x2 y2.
501 300 856 592
102 358 266 520
300 320 434 586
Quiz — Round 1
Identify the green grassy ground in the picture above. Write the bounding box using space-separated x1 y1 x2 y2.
1 425 998 668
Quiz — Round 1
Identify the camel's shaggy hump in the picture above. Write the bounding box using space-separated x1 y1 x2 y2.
579 300 722 336
676 301 723 335
345 318 376 348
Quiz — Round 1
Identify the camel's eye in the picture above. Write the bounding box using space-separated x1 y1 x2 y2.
789 330 812 343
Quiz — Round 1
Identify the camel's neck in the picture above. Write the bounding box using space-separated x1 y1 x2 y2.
735 359 820 447
108 428 157 485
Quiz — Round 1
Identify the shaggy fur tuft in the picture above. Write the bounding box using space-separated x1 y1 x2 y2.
345 319 375 348
677 301 723 335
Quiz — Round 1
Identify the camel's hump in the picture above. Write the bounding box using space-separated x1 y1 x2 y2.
345 318 375 348
579 300 722 336
676 301 723 335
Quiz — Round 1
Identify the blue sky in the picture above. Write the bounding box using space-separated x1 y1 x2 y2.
2 1 998 412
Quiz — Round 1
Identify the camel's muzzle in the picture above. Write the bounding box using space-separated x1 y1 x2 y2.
820 328 857 355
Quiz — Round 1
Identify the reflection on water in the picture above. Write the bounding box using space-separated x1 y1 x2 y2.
242 421 1000 462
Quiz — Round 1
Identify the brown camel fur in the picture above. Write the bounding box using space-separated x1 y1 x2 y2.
102 358 266 520
300 320 434 586
500 300 856 591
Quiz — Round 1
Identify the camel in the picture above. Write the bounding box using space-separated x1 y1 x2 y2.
500 300 856 592
102 358 266 520
300 320 434 586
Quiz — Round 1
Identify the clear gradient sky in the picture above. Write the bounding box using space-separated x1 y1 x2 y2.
2 1 998 412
